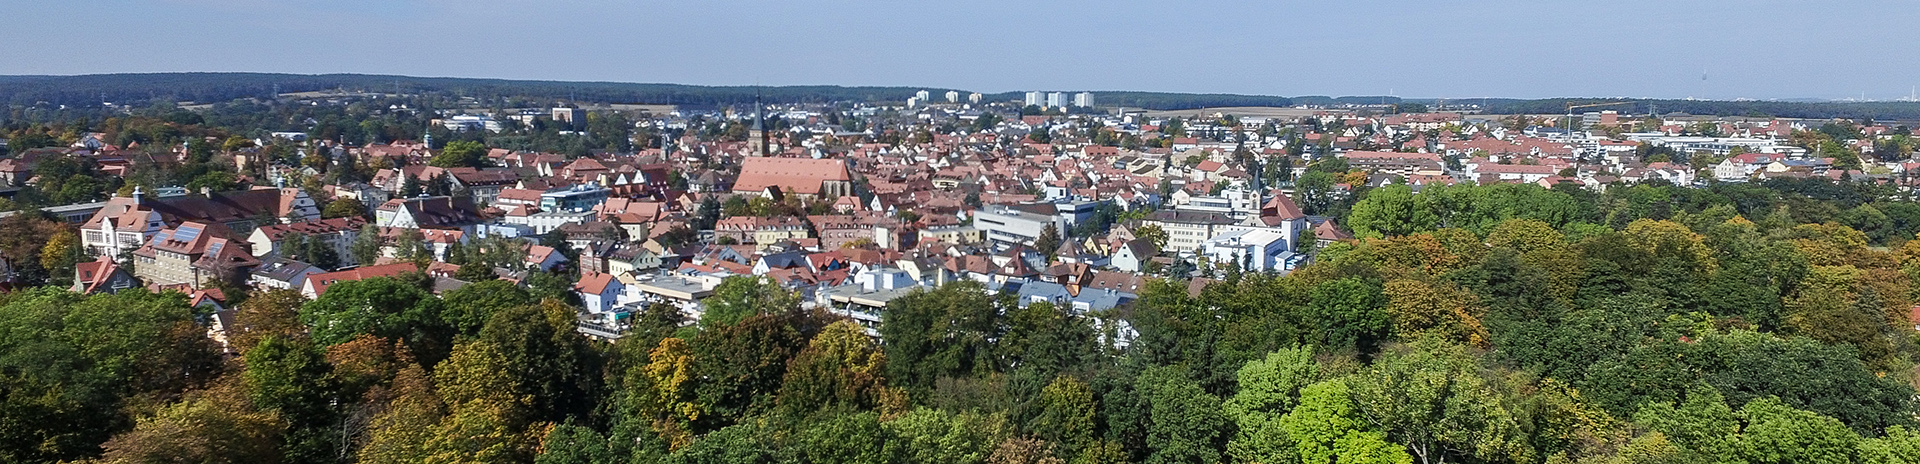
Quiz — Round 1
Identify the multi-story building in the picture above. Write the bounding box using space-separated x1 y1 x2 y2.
540 183 612 212
552 107 587 130
1046 92 1066 108
131 221 261 288
1074 92 1095 108
1025 91 1044 107
713 216 809 248
374 196 483 229
80 187 320 259
1142 210 1238 253
973 205 1068 249
248 217 368 268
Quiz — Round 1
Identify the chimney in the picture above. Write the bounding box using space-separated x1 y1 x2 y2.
200 186 212 197
131 186 144 203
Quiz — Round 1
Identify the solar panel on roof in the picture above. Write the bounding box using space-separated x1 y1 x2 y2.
207 242 224 254
173 226 202 242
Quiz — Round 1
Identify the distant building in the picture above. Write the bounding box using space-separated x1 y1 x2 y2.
439 115 503 132
1025 91 1045 107
1046 92 1066 108
1074 92 1095 108
915 90 931 102
968 92 984 104
553 107 586 130
945 90 961 103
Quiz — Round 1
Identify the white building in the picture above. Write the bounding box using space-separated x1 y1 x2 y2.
945 91 961 103
1074 92 1095 108
915 90 931 102
969 93 984 104
439 114 503 133
1200 228 1292 272
1046 92 1066 108
973 205 1068 249
1025 91 1045 107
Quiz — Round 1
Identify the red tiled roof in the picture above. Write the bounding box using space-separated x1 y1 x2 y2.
732 157 850 195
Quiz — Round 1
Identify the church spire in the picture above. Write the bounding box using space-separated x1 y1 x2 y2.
748 93 770 156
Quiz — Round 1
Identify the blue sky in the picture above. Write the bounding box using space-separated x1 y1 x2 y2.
3 0 1914 100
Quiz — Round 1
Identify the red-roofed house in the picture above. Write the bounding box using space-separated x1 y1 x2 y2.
301 262 419 299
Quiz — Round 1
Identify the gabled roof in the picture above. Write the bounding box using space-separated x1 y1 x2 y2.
305 262 418 296
575 270 619 295
732 157 850 195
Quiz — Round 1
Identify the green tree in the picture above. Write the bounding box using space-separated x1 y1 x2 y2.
882 408 1010 464
1030 376 1098 458
322 198 366 219
1281 380 1411 464
242 335 341 464
1307 277 1389 354
1134 224 1170 251
350 224 385 266
477 300 601 423
430 140 489 168
439 280 534 336
1136 366 1227 464
300 276 452 366
0 289 224 463
1225 347 1320 464
777 320 892 417
96 381 289 464
1348 184 1436 238
699 276 803 327
1348 341 1527 464
881 281 1006 394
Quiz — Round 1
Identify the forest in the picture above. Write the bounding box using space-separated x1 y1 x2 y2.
9 73 1920 118
4 177 1920 464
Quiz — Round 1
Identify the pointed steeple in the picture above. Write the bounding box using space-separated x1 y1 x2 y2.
748 94 770 156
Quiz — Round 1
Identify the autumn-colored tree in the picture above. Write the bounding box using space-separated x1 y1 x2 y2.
640 337 700 450
96 378 288 464
777 320 891 417
1383 279 1491 347
359 364 446 464
230 289 310 354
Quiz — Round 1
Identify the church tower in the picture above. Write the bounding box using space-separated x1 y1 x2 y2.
747 96 769 156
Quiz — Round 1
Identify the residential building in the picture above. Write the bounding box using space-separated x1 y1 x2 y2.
80 187 320 258
72 256 137 294
248 217 367 268
1074 92 1095 108
374 196 483 229
301 262 419 299
1200 228 1292 272
130 221 261 288
1142 210 1237 253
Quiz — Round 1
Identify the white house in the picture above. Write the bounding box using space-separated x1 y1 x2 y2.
1200 228 1292 272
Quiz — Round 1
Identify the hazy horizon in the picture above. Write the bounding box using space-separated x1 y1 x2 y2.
4 0 1916 101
